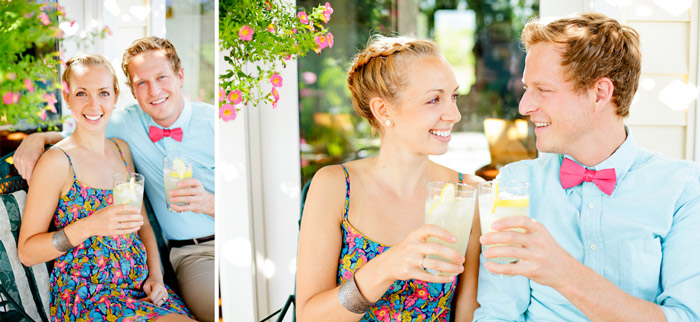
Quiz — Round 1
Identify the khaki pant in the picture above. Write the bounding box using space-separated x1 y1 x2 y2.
169 240 215 322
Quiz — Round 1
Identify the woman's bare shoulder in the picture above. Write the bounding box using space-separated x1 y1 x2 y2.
432 162 485 187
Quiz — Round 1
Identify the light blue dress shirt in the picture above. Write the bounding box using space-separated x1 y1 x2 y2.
474 132 700 321
106 100 215 240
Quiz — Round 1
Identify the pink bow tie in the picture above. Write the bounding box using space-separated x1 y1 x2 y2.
148 126 183 143
560 158 617 196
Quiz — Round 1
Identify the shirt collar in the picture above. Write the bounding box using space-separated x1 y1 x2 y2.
562 125 639 196
149 99 192 131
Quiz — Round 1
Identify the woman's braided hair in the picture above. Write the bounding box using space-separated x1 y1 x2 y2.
347 35 440 128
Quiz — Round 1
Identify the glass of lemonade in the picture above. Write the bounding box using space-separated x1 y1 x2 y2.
109 172 145 250
424 181 477 276
164 156 193 211
478 180 529 264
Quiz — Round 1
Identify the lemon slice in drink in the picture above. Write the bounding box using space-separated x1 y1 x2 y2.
439 183 455 204
173 158 187 179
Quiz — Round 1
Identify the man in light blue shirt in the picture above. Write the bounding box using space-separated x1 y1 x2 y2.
15 37 215 321
474 13 700 321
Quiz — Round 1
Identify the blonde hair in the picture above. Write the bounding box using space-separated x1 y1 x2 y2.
63 54 119 95
521 12 641 117
347 35 440 128
121 36 182 89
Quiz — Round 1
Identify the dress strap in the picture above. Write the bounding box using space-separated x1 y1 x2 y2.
52 146 77 180
340 164 350 219
458 172 464 184
108 138 131 173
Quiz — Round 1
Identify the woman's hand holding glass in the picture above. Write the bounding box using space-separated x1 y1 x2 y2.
376 225 465 284
86 204 143 237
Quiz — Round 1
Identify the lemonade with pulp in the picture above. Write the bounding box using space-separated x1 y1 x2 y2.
478 180 529 264
164 157 192 211
424 182 476 276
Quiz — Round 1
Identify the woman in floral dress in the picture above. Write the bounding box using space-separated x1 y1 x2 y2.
296 36 482 321
18 54 195 321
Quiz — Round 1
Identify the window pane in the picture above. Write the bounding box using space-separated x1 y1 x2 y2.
165 0 215 103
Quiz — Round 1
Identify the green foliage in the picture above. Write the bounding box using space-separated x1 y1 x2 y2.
218 0 334 117
0 1 62 129
0 1 108 130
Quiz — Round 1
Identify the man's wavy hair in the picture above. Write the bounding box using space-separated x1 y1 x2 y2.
521 12 641 117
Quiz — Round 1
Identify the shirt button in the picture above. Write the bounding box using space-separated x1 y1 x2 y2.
590 243 597 250
588 202 595 209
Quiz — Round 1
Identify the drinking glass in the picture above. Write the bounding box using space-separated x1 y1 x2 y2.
478 180 529 264
106 172 145 250
424 181 477 276
163 156 193 211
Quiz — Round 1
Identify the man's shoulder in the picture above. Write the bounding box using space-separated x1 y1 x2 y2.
500 153 559 175
633 149 700 176
188 101 215 125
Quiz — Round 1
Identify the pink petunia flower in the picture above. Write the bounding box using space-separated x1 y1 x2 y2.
327 32 334 48
291 28 297 34
314 35 329 51
302 72 317 85
24 79 35 93
264 0 271 10
39 12 50 26
298 11 309 24
270 73 283 88
45 93 58 113
218 87 225 102
38 110 47 121
239 25 254 41
219 104 237 121
227 90 243 105
266 23 275 33
271 88 279 102
2 92 19 105
103 25 112 36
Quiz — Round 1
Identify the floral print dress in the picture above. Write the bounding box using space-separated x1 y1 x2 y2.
50 139 192 321
337 165 463 322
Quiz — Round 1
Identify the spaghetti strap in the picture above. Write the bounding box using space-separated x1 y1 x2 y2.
340 164 350 219
52 146 77 180
108 138 130 173
458 172 464 184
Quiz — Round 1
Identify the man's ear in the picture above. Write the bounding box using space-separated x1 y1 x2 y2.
593 77 614 113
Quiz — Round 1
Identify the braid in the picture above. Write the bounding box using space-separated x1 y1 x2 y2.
347 36 439 129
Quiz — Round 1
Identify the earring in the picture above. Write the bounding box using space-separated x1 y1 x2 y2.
384 119 391 127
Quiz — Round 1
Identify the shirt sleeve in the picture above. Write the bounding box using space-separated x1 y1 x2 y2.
657 172 700 321
473 165 531 322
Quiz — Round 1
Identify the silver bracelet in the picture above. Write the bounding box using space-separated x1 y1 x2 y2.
52 229 75 253
338 274 376 314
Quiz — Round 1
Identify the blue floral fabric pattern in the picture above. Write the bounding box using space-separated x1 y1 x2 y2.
336 165 460 322
49 142 192 321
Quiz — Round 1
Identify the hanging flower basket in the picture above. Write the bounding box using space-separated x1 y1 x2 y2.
218 0 334 121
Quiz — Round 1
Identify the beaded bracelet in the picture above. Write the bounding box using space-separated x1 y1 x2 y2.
338 274 376 314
